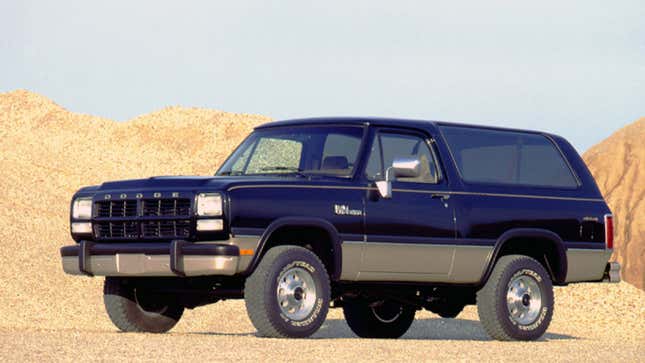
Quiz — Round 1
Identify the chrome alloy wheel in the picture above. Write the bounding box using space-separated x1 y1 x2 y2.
276 267 318 321
506 273 543 325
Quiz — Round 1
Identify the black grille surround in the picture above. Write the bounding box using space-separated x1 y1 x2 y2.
93 198 193 240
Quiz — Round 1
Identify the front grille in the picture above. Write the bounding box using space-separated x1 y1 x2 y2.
141 220 191 238
96 200 138 218
94 197 193 240
95 222 139 239
142 199 191 217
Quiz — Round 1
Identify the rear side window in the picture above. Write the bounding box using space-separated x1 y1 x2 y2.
440 126 578 188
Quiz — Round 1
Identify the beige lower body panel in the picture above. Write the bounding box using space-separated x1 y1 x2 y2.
220 235 261 272
341 241 492 283
565 249 612 283
339 241 364 280
62 254 238 276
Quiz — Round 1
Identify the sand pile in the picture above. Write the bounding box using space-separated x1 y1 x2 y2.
583 118 645 290
0 90 268 329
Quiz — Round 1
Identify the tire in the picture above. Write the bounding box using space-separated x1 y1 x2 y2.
343 299 416 339
476 255 554 341
428 301 466 318
103 277 184 333
244 246 331 338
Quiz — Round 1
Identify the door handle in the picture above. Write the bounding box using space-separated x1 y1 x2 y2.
431 193 450 200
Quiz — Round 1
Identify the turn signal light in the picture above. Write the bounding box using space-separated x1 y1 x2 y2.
604 214 614 249
71 222 92 234
196 219 223 231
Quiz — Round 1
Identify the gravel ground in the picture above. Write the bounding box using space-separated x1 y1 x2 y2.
1 326 642 363
1 283 643 362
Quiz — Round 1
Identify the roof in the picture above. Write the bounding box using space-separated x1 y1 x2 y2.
255 116 435 129
256 116 553 136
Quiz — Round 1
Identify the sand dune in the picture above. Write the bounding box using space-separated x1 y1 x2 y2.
583 118 645 290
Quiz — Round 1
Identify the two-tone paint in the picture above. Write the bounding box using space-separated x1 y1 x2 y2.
65 117 613 286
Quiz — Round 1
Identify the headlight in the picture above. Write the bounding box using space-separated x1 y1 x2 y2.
196 193 222 216
72 197 93 219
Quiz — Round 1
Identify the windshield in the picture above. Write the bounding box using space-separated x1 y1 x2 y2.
217 126 364 177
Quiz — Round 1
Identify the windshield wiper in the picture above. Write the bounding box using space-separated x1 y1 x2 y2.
217 170 243 176
259 166 309 178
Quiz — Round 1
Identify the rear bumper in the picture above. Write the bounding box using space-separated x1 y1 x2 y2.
603 261 621 283
60 240 239 277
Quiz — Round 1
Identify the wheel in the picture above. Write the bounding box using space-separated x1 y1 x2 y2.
428 300 466 318
476 255 554 341
244 245 331 338
103 277 184 333
343 299 416 339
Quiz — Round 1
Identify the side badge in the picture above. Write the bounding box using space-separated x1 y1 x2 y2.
334 204 363 216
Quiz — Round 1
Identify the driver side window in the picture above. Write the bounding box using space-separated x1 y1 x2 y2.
365 131 439 184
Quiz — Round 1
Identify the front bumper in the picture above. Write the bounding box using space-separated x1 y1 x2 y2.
60 240 239 277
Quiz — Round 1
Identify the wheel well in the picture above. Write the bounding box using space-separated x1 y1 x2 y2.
260 226 337 279
495 237 566 284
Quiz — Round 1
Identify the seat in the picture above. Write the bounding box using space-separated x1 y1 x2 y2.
321 156 349 170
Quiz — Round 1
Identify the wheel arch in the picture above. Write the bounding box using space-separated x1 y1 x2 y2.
243 217 343 281
479 228 568 286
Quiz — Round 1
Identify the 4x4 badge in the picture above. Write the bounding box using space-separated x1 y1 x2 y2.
334 204 362 216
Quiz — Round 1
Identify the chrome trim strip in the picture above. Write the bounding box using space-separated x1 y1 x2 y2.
228 184 369 192
227 184 604 202
439 191 603 202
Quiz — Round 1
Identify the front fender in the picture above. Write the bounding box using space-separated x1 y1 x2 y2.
242 217 343 281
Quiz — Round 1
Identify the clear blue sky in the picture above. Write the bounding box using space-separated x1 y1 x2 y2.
2 1 644 152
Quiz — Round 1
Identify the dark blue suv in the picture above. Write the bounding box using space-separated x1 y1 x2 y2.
61 117 620 341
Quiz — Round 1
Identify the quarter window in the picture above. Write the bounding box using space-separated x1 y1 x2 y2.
365 132 439 184
440 126 578 188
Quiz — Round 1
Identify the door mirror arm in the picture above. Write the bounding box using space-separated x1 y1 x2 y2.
376 168 395 199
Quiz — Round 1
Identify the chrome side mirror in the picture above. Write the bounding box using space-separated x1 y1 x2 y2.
376 157 421 199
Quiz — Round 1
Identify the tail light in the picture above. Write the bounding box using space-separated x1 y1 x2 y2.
604 214 614 249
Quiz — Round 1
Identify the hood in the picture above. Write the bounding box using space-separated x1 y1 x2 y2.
98 176 217 191
83 175 339 195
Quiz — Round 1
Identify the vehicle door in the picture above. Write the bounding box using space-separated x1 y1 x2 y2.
360 127 456 281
